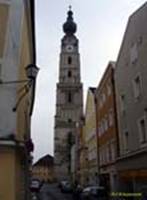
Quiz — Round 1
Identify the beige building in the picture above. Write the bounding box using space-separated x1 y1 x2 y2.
0 1 37 200
82 88 98 186
32 155 54 183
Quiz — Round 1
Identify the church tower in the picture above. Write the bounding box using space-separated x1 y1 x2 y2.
54 7 83 181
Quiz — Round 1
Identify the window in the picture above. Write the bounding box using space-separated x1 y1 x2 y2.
101 148 104 165
120 94 125 113
98 123 102 136
68 92 72 103
133 75 141 99
104 116 108 131
137 36 143 45
108 109 113 127
102 93 106 103
130 43 138 64
108 143 112 162
111 142 115 161
99 95 103 108
100 148 102 164
68 56 72 64
107 83 111 96
124 131 129 151
0 64 2 80
138 117 147 144
104 148 107 164
0 5 9 58
68 70 72 77
68 118 72 123
68 132 73 145
101 120 104 135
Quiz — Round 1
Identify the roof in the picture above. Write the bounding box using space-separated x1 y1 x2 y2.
33 154 54 167
129 2 147 19
89 87 96 94
96 61 116 93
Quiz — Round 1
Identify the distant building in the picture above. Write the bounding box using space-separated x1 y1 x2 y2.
54 8 83 181
76 117 87 186
32 155 54 183
115 2 147 192
95 62 118 192
0 1 36 200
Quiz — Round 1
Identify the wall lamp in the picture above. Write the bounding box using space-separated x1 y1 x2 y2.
0 64 39 112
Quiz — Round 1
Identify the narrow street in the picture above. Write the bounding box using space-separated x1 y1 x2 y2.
39 183 73 200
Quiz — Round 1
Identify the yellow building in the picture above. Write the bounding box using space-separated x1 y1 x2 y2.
32 155 55 183
80 88 98 186
0 1 37 200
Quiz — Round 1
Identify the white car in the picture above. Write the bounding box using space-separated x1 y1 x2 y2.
81 186 106 200
30 179 41 193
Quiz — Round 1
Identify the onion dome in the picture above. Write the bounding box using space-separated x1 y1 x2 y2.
63 7 77 35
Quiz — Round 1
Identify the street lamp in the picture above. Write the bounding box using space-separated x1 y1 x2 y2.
0 64 39 84
25 64 39 80
0 64 39 113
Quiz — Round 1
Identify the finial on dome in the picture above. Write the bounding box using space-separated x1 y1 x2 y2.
63 6 77 35
69 5 72 10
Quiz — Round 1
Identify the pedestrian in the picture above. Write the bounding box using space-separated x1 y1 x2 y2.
142 192 147 200
72 180 81 200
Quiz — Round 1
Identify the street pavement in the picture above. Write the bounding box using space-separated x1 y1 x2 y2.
39 183 73 200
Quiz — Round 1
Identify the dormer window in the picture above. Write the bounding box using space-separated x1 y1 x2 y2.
68 56 72 64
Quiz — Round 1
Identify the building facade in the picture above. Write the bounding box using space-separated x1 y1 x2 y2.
32 155 54 183
0 1 36 200
115 2 147 192
54 8 83 181
73 117 86 186
82 88 98 185
95 62 119 192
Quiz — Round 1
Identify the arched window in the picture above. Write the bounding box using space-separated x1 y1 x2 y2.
68 56 72 64
68 92 72 103
68 118 72 123
68 70 72 77
68 132 72 145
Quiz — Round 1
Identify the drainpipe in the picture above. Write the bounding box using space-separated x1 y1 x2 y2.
94 95 101 186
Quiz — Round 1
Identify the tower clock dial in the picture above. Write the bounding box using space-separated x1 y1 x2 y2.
66 45 74 52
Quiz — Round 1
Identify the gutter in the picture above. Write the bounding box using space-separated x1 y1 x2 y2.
30 0 37 116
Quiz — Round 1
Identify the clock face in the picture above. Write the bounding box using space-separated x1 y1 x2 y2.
66 45 74 52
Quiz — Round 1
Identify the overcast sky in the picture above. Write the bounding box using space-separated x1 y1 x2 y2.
31 0 145 162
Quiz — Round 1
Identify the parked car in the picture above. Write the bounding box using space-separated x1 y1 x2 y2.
58 180 73 193
72 184 83 200
80 186 107 200
30 179 42 193
58 180 68 188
